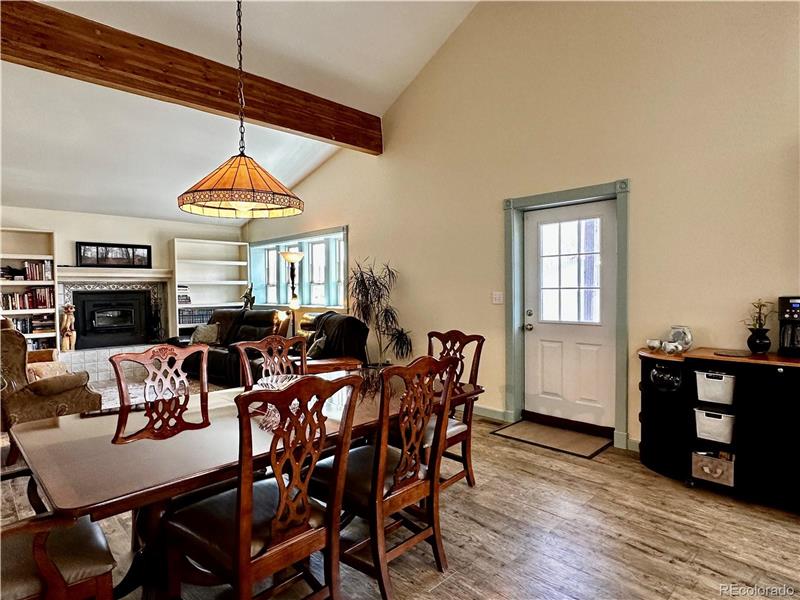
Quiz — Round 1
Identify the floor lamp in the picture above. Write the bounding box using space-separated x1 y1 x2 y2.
280 251 304 335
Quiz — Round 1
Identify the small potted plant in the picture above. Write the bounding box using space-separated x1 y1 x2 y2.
348 259 413 366
742 298 775 354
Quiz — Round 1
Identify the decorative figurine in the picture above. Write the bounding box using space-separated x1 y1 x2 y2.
240 283 255 310
60 303 77 352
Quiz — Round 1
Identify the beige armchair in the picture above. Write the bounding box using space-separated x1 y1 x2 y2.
0 317 68 381
1 328 101 464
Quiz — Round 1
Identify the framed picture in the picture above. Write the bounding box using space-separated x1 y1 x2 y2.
76 242 152 269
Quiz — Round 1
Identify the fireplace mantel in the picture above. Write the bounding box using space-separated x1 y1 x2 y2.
57 267 173 282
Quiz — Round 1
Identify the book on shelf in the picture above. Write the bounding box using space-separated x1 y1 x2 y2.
178 307 214 324
9 315 56 334
177 284 192 305
1 287 56 310
1 260 54 282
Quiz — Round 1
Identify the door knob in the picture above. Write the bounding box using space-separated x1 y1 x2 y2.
524 323 534 331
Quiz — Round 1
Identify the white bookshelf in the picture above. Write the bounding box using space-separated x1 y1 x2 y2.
0 280 55 286
171 238 250 336
0 228 59 349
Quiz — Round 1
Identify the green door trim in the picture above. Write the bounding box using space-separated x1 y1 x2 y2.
503 180 631 450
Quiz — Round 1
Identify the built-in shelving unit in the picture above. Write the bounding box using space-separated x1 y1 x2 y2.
171 238 250 336
1 228 59 350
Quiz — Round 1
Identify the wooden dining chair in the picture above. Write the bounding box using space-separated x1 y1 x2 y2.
1 512 116 600
164 374 363 600
310 355 458 600
109 344 210 444
232 334 307 391
425 330 485 489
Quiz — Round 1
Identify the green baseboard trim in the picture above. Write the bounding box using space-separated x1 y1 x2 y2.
627 438 640 453
613 430 628 449
474 405 514 423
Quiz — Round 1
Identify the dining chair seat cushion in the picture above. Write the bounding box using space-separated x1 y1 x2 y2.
1 516 116 600
422 417 468 449
165 477 324 573
311 445 427 513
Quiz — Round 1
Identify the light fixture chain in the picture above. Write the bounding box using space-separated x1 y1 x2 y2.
236 0 246 155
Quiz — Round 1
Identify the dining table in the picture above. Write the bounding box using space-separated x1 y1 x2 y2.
10 368 483 599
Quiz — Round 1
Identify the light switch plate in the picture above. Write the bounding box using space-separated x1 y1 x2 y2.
491 291 504 305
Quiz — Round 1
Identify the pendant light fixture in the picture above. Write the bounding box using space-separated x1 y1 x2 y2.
178 0 303 219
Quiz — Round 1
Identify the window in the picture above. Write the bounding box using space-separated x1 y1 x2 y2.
250 227 348 308
539 218 600 323
266 248 278 304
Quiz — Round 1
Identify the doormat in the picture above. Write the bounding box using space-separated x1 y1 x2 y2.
492 420 612 459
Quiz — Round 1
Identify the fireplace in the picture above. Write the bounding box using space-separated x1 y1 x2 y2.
73 290 151 349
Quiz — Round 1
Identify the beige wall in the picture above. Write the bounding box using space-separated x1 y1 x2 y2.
248 2 799 440
0 206 241 267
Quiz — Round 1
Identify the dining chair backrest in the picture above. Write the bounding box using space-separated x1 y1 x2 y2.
234 374 363 560
427 330 485 386
378 355 458 496
232 335 307 390
109 344 209 444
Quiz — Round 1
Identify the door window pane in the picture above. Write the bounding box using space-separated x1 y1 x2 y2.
580 218 600 253
541 256 559 288
580 254 599 287
540 223 559 256
560 221 579 254
560 255 578 288
538 216 601 323
580 289 600 323
560 289 578 321
541 289 559 321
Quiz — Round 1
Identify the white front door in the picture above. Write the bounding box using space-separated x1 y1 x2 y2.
523 200 617 427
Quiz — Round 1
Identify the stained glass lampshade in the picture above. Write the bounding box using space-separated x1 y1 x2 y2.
178 153 303 219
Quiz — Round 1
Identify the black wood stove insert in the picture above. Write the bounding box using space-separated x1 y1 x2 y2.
73 290 151 349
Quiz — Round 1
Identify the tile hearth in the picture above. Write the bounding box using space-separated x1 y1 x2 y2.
60 344 152 383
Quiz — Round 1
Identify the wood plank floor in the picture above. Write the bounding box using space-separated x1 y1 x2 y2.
3 419 798 599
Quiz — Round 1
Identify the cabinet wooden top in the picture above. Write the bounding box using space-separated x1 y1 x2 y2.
638 347 800 368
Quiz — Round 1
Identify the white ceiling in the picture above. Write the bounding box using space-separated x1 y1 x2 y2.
1 1 475 223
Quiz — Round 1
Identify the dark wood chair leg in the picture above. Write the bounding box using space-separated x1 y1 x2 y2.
167 544 183 600
461 399 476 487
370 512 394 600
323 547 341 600
26 477 48 514
427 494 448 573
462 436 476 488
96 572 114 600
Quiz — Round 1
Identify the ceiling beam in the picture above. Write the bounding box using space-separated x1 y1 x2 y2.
1 1 383 155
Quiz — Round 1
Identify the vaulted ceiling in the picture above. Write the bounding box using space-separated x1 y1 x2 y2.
1 2 475 223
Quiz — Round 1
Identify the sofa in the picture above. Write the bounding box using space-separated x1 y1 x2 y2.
168 309 290 386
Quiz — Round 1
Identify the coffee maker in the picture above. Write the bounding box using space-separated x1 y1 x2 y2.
778 296 800 357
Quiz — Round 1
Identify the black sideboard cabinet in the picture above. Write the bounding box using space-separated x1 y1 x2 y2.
639 348 799 512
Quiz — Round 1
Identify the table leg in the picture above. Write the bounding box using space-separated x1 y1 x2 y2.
112 503 169 600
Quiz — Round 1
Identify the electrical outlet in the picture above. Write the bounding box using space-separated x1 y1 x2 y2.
491 291 504 305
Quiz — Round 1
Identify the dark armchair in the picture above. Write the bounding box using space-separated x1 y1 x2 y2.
297 311 369 373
